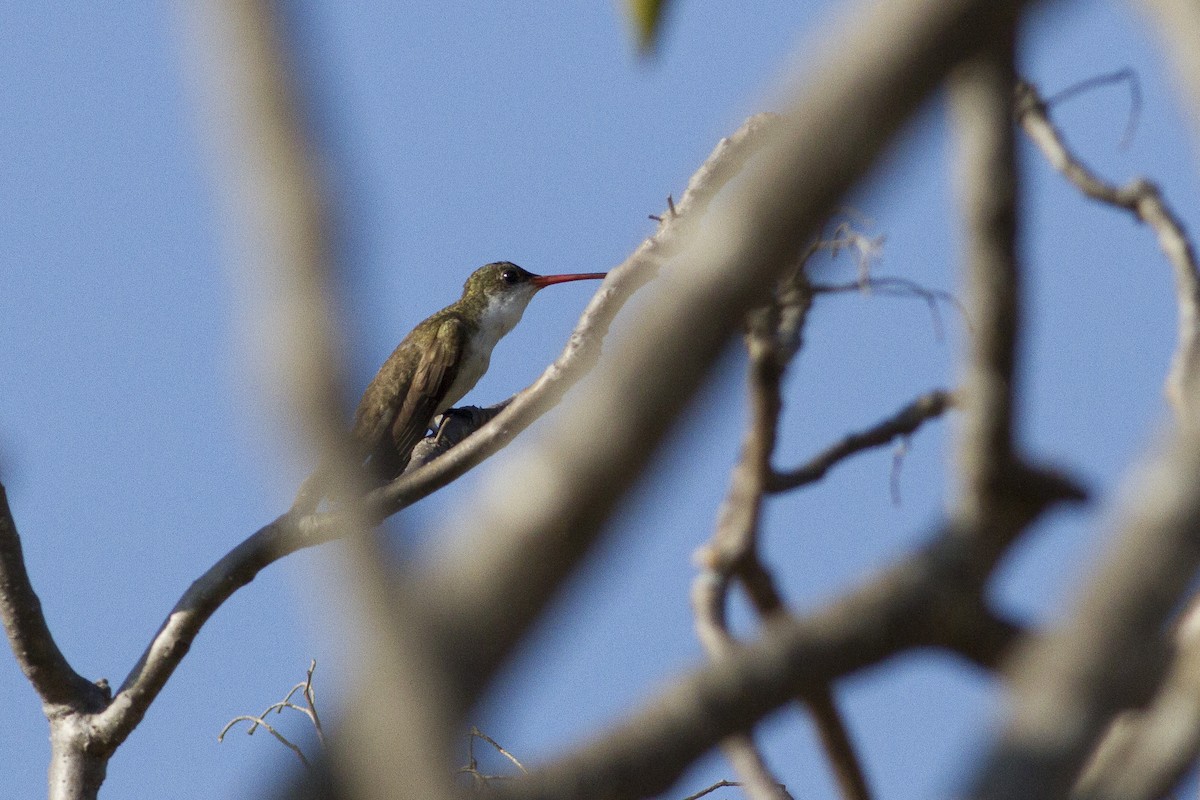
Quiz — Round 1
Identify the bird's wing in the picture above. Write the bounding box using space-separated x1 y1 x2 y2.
389 316 467 465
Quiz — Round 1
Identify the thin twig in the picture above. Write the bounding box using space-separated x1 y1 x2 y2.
1016 79 1200 418
680 780 748 800
216 660 325 769
469 728 528 775
816 223 886 286
811 275 965 342
769 391 954 493
219 715 311 771
1042 69 1141 148
458 728 528 790
302 660 325 747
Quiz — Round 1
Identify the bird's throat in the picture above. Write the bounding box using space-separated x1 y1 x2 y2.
436 289 535 413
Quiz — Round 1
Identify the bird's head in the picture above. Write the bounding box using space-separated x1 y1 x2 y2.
460 261 607 335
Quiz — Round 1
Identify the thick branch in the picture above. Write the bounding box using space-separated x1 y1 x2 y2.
0 483 101 710
949 22 1022 540
1071 596 1200 800
965 422 1200 799
494 528 1032 800
1016 79 1200 415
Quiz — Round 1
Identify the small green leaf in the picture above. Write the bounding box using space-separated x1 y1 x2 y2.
625 0 672 54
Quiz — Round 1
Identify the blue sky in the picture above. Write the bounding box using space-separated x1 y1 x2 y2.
1 1 1196 798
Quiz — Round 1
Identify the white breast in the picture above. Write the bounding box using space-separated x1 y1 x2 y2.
436 289 536 414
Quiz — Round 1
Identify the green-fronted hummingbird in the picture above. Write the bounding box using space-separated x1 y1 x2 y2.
353 260 607 476
293 262 606 512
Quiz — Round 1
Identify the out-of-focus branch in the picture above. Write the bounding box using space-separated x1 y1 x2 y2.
769 390 954 493
1137 1 1200 146
98 0 374 756
179 4 457 800
965 420 1200 799
1015 79 1200 414
420 0 1036 713
0 484 101 710
1071 595 1200 800
944 28 1200 800
948 19 1022 551
493 522 1044 800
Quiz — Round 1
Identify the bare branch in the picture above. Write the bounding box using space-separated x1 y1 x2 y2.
1071 596 1200 799
468 728 529 775
965 422 1200 799
0 483 101 710
1042 69 1142 148
1016 79 1200 415
949 19 1022 544
693 286 817 800
218 659 325 766
302 660 325 749
493 521 1044 800
681 780 765 800
811 275 963 342
769 390 954 493
220 715 312 771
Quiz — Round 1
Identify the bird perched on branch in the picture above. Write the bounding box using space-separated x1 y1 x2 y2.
292 261 607 513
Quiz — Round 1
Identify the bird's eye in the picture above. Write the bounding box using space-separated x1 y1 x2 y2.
501 268 520 285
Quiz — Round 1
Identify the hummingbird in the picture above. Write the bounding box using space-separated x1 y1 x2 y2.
293 262 606 513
